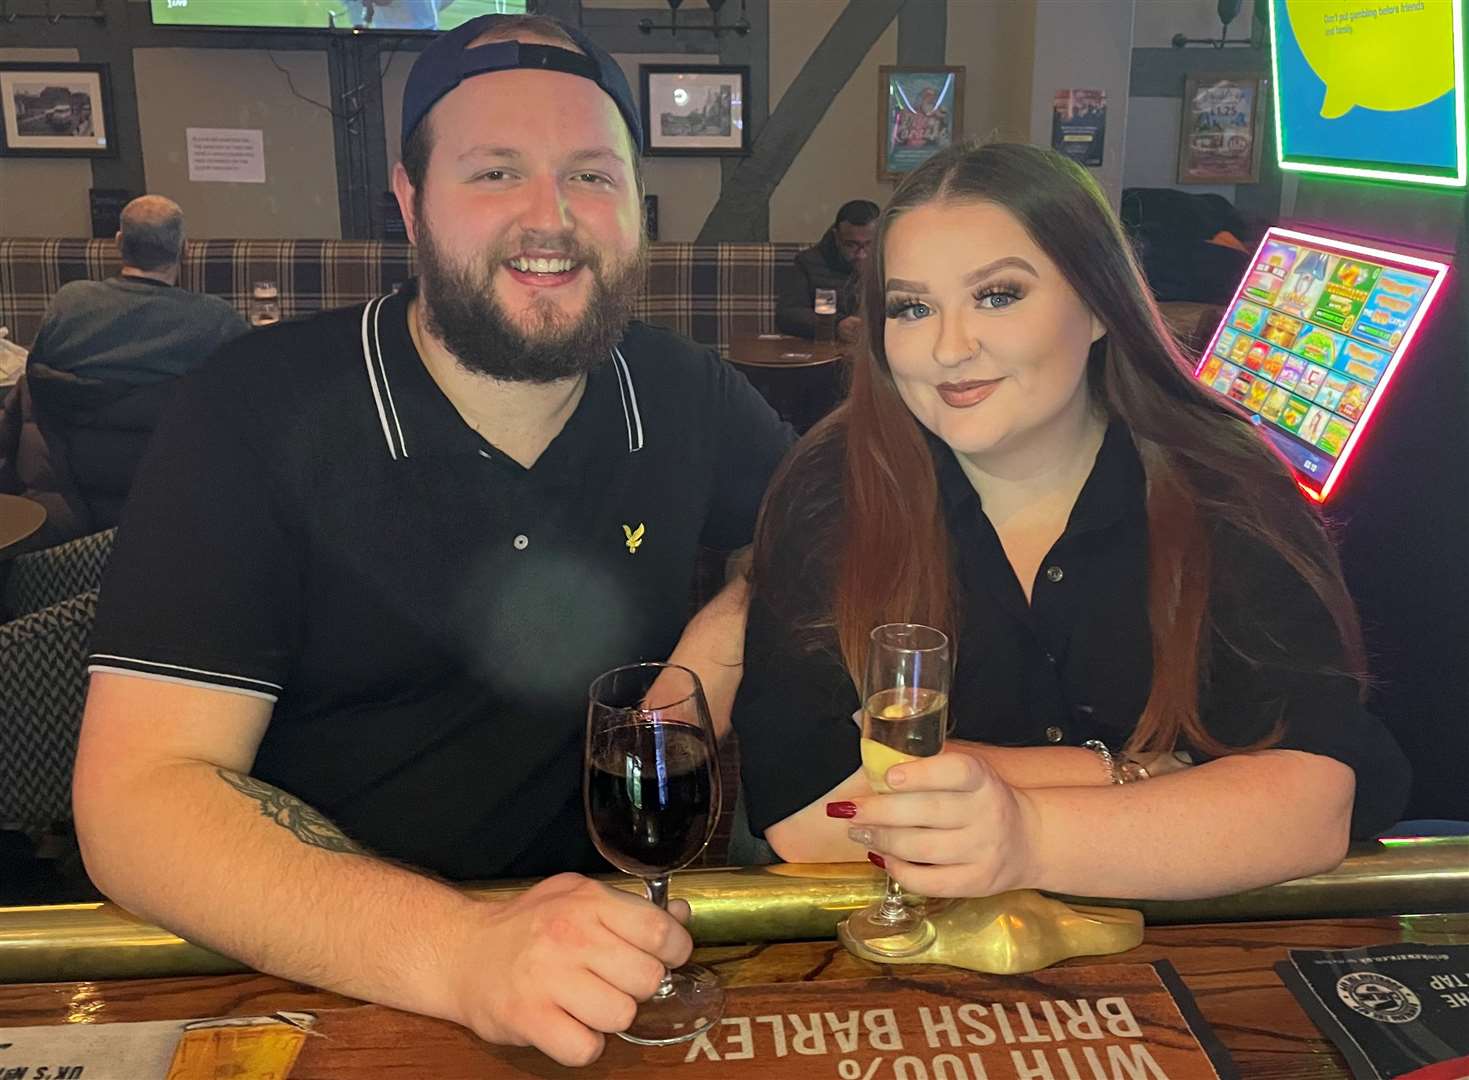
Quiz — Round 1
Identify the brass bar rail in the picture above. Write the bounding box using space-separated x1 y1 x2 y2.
2 838 1465 985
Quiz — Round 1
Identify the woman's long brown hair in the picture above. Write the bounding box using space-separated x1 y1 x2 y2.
754 142 1365 758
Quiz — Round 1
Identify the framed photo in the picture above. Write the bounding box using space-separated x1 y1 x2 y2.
639 65 750 157
0 62 115 158
878 66 964 181
1177 74 1265 184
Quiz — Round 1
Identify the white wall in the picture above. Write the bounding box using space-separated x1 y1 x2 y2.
0 47 91 238
768 0 897 243
134 48 342 238
1133 0 1239 47
1028 0 1137 207
951 0 1035 146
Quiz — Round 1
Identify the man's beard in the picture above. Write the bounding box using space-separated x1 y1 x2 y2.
415 215 647 384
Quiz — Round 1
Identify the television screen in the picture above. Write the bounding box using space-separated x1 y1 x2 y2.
150 0 526 32
1269 0 1466 187
1194 227 1450 501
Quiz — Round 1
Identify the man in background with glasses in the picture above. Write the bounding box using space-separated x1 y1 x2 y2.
72 14 789 1069
776 198 878 344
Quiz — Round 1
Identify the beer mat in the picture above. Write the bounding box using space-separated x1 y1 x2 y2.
1276 944 1469 1080
473 961 1237 1079
0 1012 315 1080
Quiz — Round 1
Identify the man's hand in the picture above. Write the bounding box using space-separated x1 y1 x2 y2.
837 316 864 343
452 874 694 1067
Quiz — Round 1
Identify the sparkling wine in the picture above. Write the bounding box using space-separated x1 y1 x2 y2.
587 721 714 877
861 687 948 793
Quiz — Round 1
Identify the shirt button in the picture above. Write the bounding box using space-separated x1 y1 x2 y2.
1045 565 1064 583
1045 725 1065 743
513 534 529 550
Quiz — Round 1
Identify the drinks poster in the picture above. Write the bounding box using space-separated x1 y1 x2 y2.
879 67 964 181
1178 76 1263 184
1051 89 1106 167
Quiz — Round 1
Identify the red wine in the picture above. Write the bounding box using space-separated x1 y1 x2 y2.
586 722 715 877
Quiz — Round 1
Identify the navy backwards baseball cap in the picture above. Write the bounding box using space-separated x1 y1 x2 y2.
401 15 643 158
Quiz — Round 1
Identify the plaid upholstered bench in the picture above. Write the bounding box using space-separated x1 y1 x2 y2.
0 238 805 359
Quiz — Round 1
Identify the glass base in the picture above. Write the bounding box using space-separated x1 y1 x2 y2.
617 963 725 1046
839 903 938 959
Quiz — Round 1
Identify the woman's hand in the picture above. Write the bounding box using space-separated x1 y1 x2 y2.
833 751 1043 898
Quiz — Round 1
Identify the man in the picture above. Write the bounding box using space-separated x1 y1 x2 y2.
72 14 790 1069
774 199 878 343
0 195 246 544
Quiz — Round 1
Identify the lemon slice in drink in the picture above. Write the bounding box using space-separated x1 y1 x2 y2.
861 737 916 794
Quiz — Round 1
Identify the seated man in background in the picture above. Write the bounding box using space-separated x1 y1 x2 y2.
0 195 246 546
775 199 877 343
73 13 790 1070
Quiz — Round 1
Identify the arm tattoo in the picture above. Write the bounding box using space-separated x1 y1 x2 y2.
216 769 368 855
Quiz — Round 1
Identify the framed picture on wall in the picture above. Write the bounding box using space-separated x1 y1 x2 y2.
878 66 964 181
0 62 116 158
1177 74 1265 184
639 65 750 156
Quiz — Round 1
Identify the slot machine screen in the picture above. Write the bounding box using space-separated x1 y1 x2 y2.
1270 0 1466 187
1195 227 1450 501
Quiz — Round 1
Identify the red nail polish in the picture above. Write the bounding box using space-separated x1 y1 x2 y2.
867 852 886 869
825 801 858 819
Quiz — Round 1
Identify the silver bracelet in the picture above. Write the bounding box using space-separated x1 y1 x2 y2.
1082 739 1150 785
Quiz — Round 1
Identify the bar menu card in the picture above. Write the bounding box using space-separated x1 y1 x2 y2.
1277 944 1469 1080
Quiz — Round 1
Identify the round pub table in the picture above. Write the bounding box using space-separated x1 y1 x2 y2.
0 493 45 557
727 334 849 433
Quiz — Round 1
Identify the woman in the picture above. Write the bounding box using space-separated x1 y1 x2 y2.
733 143 1409 901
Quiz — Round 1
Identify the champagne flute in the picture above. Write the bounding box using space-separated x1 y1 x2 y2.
584 662 725 1045
841 623 951 958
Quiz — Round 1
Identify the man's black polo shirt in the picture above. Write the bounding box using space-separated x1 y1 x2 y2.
88 285 793 879
735 422 1410 840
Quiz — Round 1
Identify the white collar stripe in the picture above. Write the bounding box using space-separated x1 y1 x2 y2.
364 295 411 461
356 298 399 461
88 653 284 690
373 295 409 458
612 346 644 453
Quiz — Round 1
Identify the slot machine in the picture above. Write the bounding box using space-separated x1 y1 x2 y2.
1188 0 1467 821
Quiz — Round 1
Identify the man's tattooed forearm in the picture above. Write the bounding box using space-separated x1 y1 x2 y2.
216 769 368 855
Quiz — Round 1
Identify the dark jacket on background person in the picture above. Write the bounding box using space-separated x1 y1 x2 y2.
0 365 184 550
26 275 246 385
0 275 248 551
775 230 862 338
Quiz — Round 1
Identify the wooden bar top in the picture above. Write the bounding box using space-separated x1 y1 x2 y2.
1 914 1464 1078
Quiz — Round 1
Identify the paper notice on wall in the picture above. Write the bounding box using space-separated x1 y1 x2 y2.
186 127 266 183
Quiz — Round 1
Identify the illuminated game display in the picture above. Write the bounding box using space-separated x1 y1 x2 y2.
1270 0 1466 187
1195 227 1450 501
150 0 525 32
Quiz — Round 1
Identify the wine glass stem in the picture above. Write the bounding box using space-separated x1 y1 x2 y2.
643 875 677 1000
876 872 908 925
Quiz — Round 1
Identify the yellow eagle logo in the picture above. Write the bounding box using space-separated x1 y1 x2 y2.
622 523 646 553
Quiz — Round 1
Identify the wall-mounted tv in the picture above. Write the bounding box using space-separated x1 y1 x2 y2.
1194 227 1450 502
1269 0 1466 187
150 0 526 32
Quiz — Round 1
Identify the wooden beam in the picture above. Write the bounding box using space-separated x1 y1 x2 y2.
718 0 769 239
897 0 945 66
697 0 905 242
